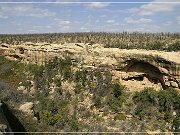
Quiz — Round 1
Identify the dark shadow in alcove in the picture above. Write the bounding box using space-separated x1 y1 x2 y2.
1 101 27 135
123 60 167 89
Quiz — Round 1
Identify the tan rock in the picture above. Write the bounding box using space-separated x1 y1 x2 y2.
19 102 34 116
159 67 169 74
1 42 180 92
126 115 133 120
173 111 176 116
17 86 26 91
170 81 178 88
165 81 171 87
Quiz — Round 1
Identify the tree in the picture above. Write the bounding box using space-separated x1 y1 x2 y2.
133 87 158 105
113 83 123 98
158 90 174 112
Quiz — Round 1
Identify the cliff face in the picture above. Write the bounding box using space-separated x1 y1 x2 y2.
0 42 180 91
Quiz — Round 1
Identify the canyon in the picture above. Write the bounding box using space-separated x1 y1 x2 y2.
0 42 180 91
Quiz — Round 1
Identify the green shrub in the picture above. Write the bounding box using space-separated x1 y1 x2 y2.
0 56 11 65
108 96 124 112
164 111 174 123
39 111 62 126
158 88 179 112
133 87 158 105
133 88 180 121
74 69 87 86
69 117 79 131
114 113 126 121
112 83 124 98
158 90 174 112
54 78 61 87
93 96 101 108
107 82 125 112
63 67 72 80
74 82 82 94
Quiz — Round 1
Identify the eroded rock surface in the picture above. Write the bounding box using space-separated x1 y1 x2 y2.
19 102 34 116
0 42 179 91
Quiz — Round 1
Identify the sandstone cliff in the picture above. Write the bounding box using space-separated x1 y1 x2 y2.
0 42 179 91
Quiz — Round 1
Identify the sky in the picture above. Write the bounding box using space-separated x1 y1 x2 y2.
0 0 180 34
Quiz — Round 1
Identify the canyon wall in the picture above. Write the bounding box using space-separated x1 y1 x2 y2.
0 42 179 91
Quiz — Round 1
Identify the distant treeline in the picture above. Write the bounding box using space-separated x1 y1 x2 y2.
0 32 180 51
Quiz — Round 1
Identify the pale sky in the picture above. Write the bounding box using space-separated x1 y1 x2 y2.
0 0 180 34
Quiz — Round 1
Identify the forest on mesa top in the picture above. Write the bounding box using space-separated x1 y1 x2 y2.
0 32 180 51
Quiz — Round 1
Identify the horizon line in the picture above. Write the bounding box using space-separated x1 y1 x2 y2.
0 32 180 35
0 1 180 4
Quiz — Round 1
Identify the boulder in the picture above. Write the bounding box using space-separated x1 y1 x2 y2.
17 86 26 91
165 81 171 87
19 102 34 116
159 67 169 75
0 124 8 133
170 81 178 88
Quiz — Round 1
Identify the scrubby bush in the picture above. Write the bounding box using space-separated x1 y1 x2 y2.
133 87 180 123
114 113 126 121
69 116 79 131
164 111 174 123
113 83 124 98
158 90 174 112
133 87 158 106
107 82 125 112
74 69 87 86
93 96 101 108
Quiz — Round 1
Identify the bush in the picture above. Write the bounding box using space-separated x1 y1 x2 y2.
112 83 124 98
114 113 126 121
164 112 174 123
108 96 124 112
63 67 72 80
93 96 101 108
107 82 125 112
39 111 62 126
133 87 158 105
54 78 61 87
158 88 179 112
133 88 180 122
74 70 87 86
158 90 174 112
74 82 82 94
69 117 79 131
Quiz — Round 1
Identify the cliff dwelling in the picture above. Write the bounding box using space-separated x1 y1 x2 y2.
119 60 167 91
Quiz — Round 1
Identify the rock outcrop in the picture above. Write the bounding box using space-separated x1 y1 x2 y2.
0 42 179 91
19 102 34 116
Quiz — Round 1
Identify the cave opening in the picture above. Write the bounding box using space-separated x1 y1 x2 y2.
123 60 166 89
